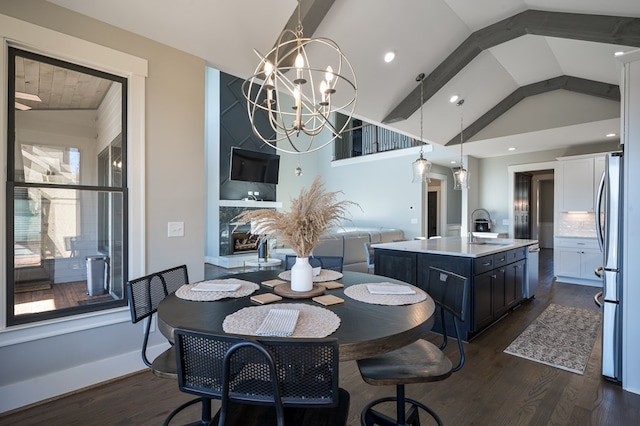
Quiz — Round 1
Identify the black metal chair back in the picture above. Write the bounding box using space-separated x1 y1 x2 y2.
425 266 470 371
364 242 375 270
126 264 189 367
174 329 342 426
284 255 344 272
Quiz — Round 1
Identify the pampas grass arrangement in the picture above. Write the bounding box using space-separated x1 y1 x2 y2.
233 176 358 258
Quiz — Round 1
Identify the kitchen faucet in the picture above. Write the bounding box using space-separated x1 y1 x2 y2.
469 208 492 243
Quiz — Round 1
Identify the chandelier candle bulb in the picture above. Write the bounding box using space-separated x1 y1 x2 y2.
242 0 357 154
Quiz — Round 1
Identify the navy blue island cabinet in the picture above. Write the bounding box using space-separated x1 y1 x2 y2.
374 238 531 342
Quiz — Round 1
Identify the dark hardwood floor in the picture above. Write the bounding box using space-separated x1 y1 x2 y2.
3 248 639 425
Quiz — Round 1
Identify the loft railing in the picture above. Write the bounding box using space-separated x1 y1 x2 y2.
333 120 423 161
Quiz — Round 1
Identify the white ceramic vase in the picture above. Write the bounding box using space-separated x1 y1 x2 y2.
290 256 313 292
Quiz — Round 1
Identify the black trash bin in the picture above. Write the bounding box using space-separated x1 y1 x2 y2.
86 255 110 296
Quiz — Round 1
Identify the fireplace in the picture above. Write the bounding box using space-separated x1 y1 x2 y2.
231 229 259 254
219 205 277 256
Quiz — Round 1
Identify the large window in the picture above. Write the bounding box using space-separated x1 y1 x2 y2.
6 47 128 325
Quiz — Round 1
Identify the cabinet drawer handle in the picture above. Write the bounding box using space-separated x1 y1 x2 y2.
498 257 505 262
483 262 492 266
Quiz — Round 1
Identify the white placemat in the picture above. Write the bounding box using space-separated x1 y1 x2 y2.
175 278 259 302
278 269 343 283
344 283 427 306
223 303 341 338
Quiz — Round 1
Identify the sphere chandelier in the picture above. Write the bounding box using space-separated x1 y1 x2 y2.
242 0 357 155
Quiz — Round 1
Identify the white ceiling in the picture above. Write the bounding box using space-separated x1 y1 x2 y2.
48 0 640 164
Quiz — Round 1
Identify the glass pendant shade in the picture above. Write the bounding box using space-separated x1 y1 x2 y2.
452 98 468 190
411 73 430 183
452 166 469 190
412 152 432 183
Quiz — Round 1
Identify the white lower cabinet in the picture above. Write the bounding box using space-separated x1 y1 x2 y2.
554 237 602 285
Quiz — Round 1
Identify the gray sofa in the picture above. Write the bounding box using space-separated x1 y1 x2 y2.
307 227 405 273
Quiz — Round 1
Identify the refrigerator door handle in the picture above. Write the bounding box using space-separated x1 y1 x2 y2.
594 266 603 278
595 170 605 252
594 291 603 307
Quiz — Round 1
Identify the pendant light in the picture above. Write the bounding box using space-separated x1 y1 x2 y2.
452 98 469 190
412 73 431 183
242 0 357 156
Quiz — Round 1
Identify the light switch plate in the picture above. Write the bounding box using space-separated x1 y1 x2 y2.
168 221 184 237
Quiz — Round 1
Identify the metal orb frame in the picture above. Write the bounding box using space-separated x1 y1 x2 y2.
242 27 357 155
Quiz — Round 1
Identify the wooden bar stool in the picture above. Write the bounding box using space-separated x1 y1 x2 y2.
356 266 470 425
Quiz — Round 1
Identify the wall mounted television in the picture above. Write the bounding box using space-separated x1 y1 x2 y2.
229 147 280 184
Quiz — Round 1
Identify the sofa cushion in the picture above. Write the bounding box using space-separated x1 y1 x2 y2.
312 236 344 257
343 234 370 265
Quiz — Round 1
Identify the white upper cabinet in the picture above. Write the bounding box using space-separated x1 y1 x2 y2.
560 157 595 212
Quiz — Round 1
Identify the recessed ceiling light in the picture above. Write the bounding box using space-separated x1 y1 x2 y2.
606 133 617 138
450 160 457 164
614 51 625 57
449 95 459 103
508 147 516 151
384 51 396 63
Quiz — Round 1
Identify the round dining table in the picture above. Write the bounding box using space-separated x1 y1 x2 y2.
157 270 435 361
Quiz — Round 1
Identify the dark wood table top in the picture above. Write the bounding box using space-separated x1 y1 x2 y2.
157 270 435 361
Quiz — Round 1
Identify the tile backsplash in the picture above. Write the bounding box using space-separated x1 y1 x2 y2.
557 212 599 238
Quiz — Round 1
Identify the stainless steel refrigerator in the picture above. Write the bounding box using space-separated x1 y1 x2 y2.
595 151 623 383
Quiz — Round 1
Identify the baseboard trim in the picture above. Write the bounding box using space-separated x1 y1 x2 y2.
0 342 169 414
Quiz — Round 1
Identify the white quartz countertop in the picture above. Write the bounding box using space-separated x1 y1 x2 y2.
373 236 538 258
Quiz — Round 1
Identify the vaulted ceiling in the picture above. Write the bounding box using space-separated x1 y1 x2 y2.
48 0 640 163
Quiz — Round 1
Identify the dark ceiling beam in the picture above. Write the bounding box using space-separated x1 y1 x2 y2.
445 76 620 146
383 10 640 124
266 0 336 67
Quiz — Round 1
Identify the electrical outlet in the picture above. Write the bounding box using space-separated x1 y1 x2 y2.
254 191 260 197
168 221 184 237
502 219 509 225
248 191 253 196
410 218 418 224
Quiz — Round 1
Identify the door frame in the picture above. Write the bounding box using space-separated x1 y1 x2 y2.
507 162 557 238
423 172 448 238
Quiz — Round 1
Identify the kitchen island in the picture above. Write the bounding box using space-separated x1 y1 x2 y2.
373 236 538 341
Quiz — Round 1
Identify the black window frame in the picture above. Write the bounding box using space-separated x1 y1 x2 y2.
6 46 129 326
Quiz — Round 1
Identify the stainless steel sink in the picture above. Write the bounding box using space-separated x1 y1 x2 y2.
468 240 511 246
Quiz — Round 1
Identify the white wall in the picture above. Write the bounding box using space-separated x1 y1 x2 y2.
320 147 424 239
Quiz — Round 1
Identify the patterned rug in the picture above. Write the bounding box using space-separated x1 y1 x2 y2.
504 303 602 374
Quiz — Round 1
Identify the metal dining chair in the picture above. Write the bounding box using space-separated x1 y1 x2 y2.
356 266 470 426
167 329 350 426
284 255 344 272
127 265 208 422
364 242 375 273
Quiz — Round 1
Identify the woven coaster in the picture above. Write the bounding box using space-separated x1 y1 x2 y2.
262 279 287 288
250 293 283 305
313 294 344 306
319 281 344 289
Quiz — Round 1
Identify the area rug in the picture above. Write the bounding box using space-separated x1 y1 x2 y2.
504 303 601 374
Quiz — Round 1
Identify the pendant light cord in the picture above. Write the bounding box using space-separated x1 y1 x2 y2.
457 99 464 164
417 73 425 154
